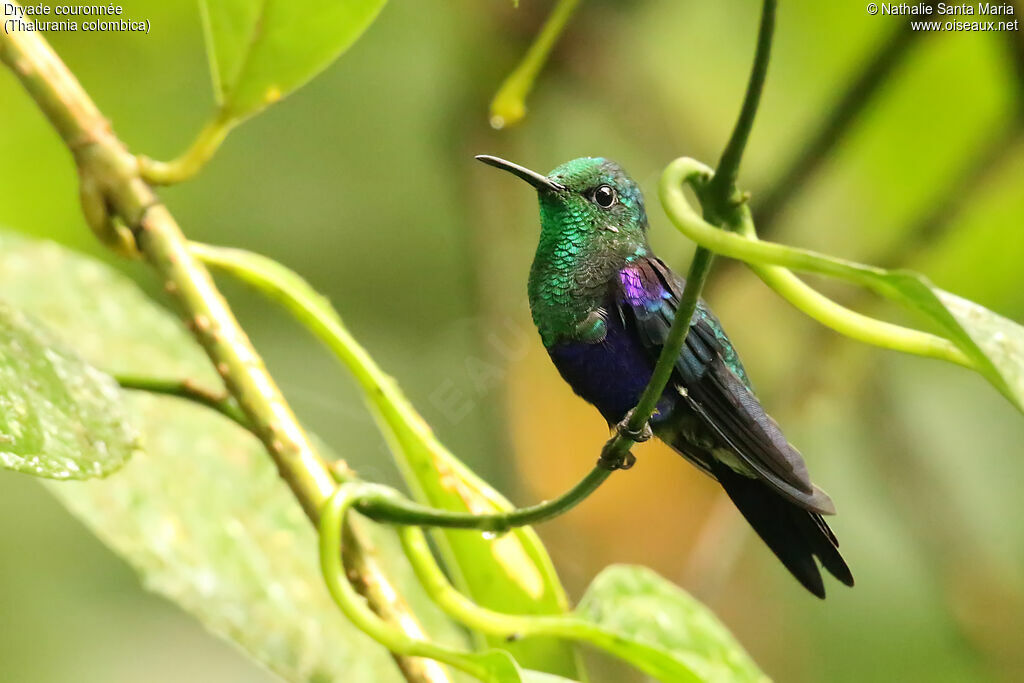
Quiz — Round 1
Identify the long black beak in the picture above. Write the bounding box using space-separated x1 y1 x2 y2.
475 155 566 192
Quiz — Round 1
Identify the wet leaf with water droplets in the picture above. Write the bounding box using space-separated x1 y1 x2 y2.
0 230 469 680
0 303 137 479
48 395 471 682
0 232 216 383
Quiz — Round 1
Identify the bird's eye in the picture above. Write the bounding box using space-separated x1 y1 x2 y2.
592 185 617 209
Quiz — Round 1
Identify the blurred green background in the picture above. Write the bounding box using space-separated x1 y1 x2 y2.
2 1 1023 681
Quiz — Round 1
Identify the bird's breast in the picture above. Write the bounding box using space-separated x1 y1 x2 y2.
527 247 628 348
546 308 676 426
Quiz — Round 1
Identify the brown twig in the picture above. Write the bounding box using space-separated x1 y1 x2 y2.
0 12 444 683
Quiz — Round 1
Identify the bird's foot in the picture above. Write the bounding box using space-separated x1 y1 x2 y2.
598 443 636 471
616 409 653 443
597 410 652 471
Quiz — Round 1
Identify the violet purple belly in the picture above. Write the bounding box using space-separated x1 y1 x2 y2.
547 313 675 426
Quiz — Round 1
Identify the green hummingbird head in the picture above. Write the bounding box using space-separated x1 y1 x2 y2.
476 155 649 249
477 155 652 346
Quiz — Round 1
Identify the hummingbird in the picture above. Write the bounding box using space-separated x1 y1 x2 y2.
477 154 853 598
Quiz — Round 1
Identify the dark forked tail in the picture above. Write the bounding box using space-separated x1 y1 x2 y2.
709 460 854 598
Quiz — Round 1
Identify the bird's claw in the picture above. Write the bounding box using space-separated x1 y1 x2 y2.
598 446 636 471
597 410 651 470
616 409 652 443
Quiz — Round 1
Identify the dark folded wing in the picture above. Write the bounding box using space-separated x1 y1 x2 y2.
614 256 834 514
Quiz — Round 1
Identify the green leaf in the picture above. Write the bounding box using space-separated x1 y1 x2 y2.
0 303 137 479
377 409 583 677
199 0 388 120
936 289 1024 399
660 158 1024 415
905 281 1024 412
471 649 529 683
51 396 441 681
575 566 768 683
854 265 1024 413
521 673 579 683
468 650 579 683
191 243 584 678
0 230 470 680
0 232 216 383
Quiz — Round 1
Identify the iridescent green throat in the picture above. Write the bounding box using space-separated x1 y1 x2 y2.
528 194 648 348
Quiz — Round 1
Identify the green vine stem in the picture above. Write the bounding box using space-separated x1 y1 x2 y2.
116 374 251 429
342 515 458 683
394 522 704 683
601 0 777 466
189 241 521 499
489 0 582 129
191 240 615 528
320 483 520 683
658 157 974 369
0 15 442 683
703 0 776 224
137 111 237 185
318 483 704 682
355 467 607 531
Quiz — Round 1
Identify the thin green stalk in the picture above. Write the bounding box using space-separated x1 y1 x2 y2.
320 483 520 683
193 240 613 530
659 157 974 368
621 245 714 439
396 523 702 683
750 264 972 368
355 466 609 532
705 0 776 218
0 18 441 682
606 0 778 463
189 242 385 389
189 242 546 502
116 374 252 429
661 158 900 289
489 0 582 129
137 111 237 185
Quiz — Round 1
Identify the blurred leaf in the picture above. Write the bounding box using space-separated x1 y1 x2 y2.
0 303 136 479
0 232 215 384
933 288 1024 411
469 650 522 683
0 230 470 680
199 0 388 120
382 417 583 677
51 395 447 682
874 270 1024 413
575 566 767 683
521 673 578 683
191 243 584 678
457 649 580 683
488 0 581 129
